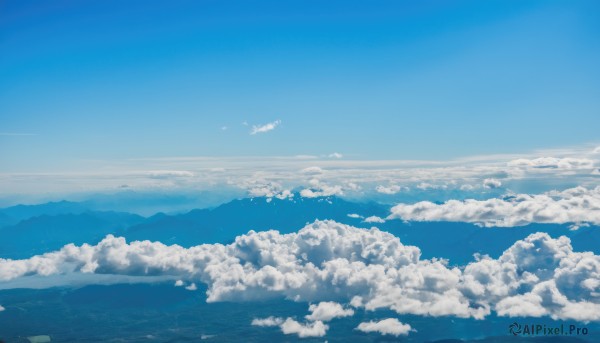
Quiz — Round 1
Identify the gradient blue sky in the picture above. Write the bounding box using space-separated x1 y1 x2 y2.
1 0 599 173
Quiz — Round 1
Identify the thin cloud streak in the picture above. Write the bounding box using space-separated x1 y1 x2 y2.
250 120 281 135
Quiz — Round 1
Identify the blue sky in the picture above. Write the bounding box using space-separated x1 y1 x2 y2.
1 0 599 173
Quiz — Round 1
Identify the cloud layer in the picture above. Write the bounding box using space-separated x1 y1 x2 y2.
1 220 599 323
389 186 600 227
356 318 413 336
2 144 598 205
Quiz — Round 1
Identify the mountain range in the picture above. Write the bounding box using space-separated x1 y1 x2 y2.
1 195 598 264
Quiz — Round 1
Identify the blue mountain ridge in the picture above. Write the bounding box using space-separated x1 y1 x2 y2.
0 195 598 265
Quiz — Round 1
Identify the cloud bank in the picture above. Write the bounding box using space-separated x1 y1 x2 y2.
389 186 600 227
1 221 599 323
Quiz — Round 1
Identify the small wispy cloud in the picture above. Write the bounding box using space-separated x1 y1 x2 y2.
250 120 281 135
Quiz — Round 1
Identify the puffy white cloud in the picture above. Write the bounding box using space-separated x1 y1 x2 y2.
356 318 413 336
250 120 281 135
508 157 594 170
300 179 343 198
280 318 328 337
1 220 599 322
328 153 343 159
482 178 501 189
389 186 600 227
246 181 293 200
375 185 405 195
251 316 284 327
174 280 184 287
305 301 354 322
185 283 198 291
363 216 385 223
347 213 363 219
0 305 4 312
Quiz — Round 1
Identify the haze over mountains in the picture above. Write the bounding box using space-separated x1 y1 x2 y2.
1 194 598 264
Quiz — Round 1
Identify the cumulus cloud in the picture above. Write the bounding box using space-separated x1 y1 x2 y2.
250 120 281 135
185 283 198 291
508 157 594 170
252 316 326 337
251 316 284 327
300 179 343 198
376 185 405 195
363 216 385 223
0 305 4 312
482 178 501 189
246 181 293 201
328 153 343 159
356 318 413 336
174 280 184 287
280 318 328 337
1 221 599 322
305 301 354 322
389 186 600 227
347 213 363 219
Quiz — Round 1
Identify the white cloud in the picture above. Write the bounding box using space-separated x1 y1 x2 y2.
1 220 599 322
328 152 343 159
146 170 194 178
5 143 600 202
305 301 354 322
347 213 363 219
363 216 385 223
416 182 447 190
389 186 600 227
376 185 404 195
246 181 293 200
174 280 184 287
356 318 413 336
250 120 281 135
185 283 198 291
483 178 502 189
251 316 284 327
300 179 343 198
300 166 324 175
460 184 477 191
280 318 328 337
0 305 4 312
508 157 594 170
